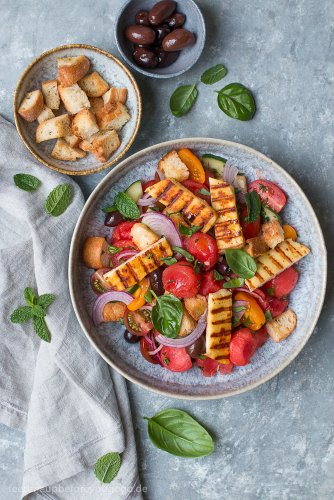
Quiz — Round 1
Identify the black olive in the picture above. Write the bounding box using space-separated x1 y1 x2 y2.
149 268 164 296
104 210 125 227
124 330 140 343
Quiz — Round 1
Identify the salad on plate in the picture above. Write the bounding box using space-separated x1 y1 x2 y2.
82 148 310 376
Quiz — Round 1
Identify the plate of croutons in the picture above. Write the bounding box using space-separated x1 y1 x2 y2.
14 44 142 175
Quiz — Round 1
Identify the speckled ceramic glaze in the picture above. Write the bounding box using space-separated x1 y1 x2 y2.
14 44 141 175
115 0 206 78
69 139 327 399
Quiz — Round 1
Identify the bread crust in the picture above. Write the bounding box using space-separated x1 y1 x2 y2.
18 90 44 122
57 55 90 87
51 139 86 161
78 71 109 97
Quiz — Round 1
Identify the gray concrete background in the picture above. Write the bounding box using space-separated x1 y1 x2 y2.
0 0 333 498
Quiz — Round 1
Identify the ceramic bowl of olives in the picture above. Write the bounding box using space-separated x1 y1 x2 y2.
115 0 206 78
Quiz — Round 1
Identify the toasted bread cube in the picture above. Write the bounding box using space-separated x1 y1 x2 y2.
78 71 109 97
41 79 60 109
158 150 189 182
89 97 104 115
266 309 297 342
57 55 90 87
58 83 90 115
71 109 99 139
103 87 128 109
184 295 207 321
51 139 86 161
18 90 44 122
103 302 127 322
178 308 196 337
245 236 269 258
262 220 285 249
130 223 160 250
80 130 120 163
37 105 55 124
82 237 109 269
96 102 130 131
64 134 81 148
36 114 71 143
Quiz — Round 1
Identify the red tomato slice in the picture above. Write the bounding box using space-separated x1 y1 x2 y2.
199 270 223 296
262 267 299 298
267 297 289 318
182 180 211 203
142 179 156 191
160 346 193 372
229 328 257 366
123 309 153 336
111 221 138 243
252 327 269 348
218 363 234 375
162 262 200 299
140 337 158 364
110 239 137 267
239 206 261 240
249 180 287 213
183 233 218 270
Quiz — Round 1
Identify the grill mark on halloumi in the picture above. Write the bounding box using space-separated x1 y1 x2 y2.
206 289 232 364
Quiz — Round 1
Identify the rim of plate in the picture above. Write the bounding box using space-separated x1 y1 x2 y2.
13 44 142 176
69 138 327 399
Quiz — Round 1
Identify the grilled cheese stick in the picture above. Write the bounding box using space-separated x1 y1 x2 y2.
209 178 244 254
145 180 217 233
103 237 172 290
206 289 232 364
245 239 310 291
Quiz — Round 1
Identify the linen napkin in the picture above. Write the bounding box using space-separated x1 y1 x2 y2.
0 116 142 499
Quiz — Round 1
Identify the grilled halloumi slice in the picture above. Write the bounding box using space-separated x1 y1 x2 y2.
145 179 217 233
206 289 232 364
103 237 172 290
245 239 310 291
209 178 244 254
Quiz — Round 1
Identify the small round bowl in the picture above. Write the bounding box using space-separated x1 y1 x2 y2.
115 0 206 78
14 44 142 176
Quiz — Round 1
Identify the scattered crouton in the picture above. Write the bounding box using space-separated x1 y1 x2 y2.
158 150 189 182
51 139 86 161
82 236 109 269
103 87 128 109
37 105 55 124
178 308 196 337
64 134 81 148
36 114 71 143
103 302 127 322
41 79 60 109
89 97 104 115
78 71 109 97
184 295 207 321
262 220 285 249
95 102 130 131
266 309 297 342
57 55 90 87
18 90 44 122
80 130 120 163
58 83 91 115
71 109 99 139
130 223 160 250
245 236 269 258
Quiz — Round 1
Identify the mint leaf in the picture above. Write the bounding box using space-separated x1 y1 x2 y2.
24 287 37 306
45 184 73 217
31 304 46 318
14 173 41 192
37 294 55 309
33 317 51 342
10 306 33 323
94 452 121 483
201 64 228 85
115 192 140 219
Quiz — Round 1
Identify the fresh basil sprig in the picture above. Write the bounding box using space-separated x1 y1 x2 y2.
245 191 261 223
217 83 256 121
170 84 198 117
172 246 194 262
14 173 41 192
201 64 228 85
94 452 121 483
223 277 245 288
161 256 178 266
151 291 183 338
179 225 203 236
115 192 140 219
224 249 257 279
144 409 214 458
45 184 73 217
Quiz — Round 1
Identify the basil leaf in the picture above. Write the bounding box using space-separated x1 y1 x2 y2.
13 173 41 192
151 294 183 338
108 245 122 255
213 270 224 281
224 249 257 279
45 184 73 217
170 84 198 117
37 294 55 309
161 256 178 266
102 205 117 213
94 452 121 483
223 277 245 288
145 409 214 458
217 83 256 121
198 187 211 197
179 225 203 236
172 246 194 262
115 192 140 219
201 64 228 85
245 191 261 223
265 310 273 321
10 306 33 323
24 287 37 306
33 317 51 342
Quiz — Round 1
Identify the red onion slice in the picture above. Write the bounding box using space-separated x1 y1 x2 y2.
92 291 133 326
142 333 164 365
155 313 207 348
138 194 156 206
141 212 182 247
223 161 239 185
233 299 249 321
149 344 163 356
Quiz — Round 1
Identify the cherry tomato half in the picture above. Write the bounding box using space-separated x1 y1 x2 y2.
199 269 223 296
140 337 158 364
262 267 299 298
267 297 289 318
183 233 218 270
252 327 269 349
123 308 153 336
182 180 211 203
160 346 193 372
162 262 200 299
178 148 206 184
229 328 257 366
239 206 261 240
249 180 287 213
111 221 138 243
234 291 266 331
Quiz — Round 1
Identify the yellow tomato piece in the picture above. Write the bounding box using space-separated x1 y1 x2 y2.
234 291 266 331
128 278 149 311
178 148 206 184
282 224 297 241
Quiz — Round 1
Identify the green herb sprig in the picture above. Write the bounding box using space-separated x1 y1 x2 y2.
94 452 121 483
151 291 183 339
14 173 41 192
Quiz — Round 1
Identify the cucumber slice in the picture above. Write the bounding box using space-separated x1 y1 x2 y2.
125 180 143 203
261 205 282 224
202 154 227 177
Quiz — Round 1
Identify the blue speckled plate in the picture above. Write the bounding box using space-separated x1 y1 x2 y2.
69 139 327 399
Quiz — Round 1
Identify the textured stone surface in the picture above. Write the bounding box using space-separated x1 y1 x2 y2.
0 0 333 499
